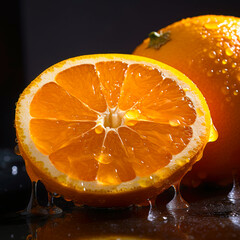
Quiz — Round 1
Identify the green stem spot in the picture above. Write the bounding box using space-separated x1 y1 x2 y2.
148 31 171 49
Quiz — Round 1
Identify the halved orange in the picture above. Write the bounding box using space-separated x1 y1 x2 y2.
15 54 215 207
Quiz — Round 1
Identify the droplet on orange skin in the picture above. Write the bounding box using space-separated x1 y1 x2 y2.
221 86 230 95
225 47 234 56
209 124 218 142
222 59 228 65
209 51 217 58
204 22 219 30
233 89 239 96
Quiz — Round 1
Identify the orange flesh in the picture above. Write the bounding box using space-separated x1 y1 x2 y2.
29 62 196 184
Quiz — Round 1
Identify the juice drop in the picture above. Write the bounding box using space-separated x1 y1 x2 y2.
147 198 167 222
204 23 219 29
47 192 63 215
95 124 104 134
208 50 216 58
222 59 228 65
228 172 240 202
14 144 21 155
166 182 189 210
53 192 61 198
20 181 48 216
209 124 218 142
225 47 234 56
221 86 230 95
169 119 180 127
233 90 239 96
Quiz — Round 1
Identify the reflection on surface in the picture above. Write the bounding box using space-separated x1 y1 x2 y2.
1 185 240 239
21 194 240 240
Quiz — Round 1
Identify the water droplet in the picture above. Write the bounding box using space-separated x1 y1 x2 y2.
204 23 219 29
95 152 112 164
215 58 220 64
208 50 216 58
209 124 218 142
228 172 240 202
207 69 214 77
232 62 237 68
125 109 140 120
166 183 189 210
233 89 239 96
14 144 21 155
47 192 63 215
169 119 180 127
147 198 166 221
225 47 234 56
95 125 104 134
11 166 18 176
201 34 207 39
222 59 228 65
216 41 223 47
222 68 228 74
125 120 138 126
221 86 230 95
217 49 223 55
53 192 61 198
20 181 48 216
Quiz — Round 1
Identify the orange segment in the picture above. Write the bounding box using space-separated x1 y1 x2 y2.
49 129 105 181
129 78 196 125
95 61 128 108
127 121 193 155
118 64 164 110
118 126 171 177
55 64 107 112
30 82 98 121
30 119 96 155
96 130 136 184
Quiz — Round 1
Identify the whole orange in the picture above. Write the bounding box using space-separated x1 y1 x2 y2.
133 15 240 186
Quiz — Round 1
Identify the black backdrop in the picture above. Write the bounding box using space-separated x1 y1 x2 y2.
1 0 240 149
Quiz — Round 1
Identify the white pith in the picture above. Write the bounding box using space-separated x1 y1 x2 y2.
16 54 211 193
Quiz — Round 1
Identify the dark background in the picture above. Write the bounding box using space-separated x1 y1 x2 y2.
2 0 240 149
1 0 240 212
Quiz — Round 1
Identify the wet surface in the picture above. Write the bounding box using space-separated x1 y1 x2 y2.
1 149 240 240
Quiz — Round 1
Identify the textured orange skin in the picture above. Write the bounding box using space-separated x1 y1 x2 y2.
133 15 240 186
